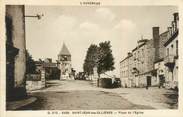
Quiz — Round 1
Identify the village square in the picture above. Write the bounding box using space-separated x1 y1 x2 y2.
5 5 178 110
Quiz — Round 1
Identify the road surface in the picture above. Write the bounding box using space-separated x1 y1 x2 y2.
19 80 156 110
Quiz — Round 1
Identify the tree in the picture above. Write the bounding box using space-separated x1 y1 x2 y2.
83 41 115 76
98 41 115 74
83 44 98 75
26 50 36 74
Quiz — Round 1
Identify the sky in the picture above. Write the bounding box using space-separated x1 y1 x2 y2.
25 6 177 77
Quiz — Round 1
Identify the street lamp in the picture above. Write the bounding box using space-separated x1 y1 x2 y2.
24 14 44 20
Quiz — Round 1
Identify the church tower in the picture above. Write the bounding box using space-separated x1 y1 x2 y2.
58 43 72 80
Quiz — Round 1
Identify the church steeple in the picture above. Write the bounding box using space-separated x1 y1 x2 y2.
59 43 71 56
58 42 71 61
58 42 72 80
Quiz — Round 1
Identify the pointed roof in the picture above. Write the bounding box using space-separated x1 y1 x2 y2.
59 43 71 56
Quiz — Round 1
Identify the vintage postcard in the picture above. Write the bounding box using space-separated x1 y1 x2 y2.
0 0 183 117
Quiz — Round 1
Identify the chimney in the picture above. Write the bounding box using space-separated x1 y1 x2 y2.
173 12 179 30
173 12 179 22
153 27 160 61
153 27 159 47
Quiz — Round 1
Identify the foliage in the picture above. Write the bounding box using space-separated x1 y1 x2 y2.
98 41 115 74
83 41 115 75
83 44 98 75
26 50 36 74
46 67 60 80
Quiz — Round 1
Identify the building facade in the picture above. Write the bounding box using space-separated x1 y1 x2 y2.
131 38 156 87
120 38 156 88
153 31 169 88
164 13 179 89
58 43 73 80
120 27 166 87
154 59 166 87
120 12 179 89
43 58 60 80
6 5 27 100
120 53 133 87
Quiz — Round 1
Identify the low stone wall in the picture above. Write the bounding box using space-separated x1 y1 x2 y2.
26 81 44 91
26 73 45 91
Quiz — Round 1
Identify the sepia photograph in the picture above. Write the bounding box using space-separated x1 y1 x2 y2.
1 0 183 116
4 5 179 111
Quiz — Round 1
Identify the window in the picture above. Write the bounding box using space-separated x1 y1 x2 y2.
176 40 178 56
142 49 144 56
134 53 136 60
167 48 169 56
171 44 173 48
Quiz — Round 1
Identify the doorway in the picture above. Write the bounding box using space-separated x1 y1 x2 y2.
159 75 165 87
146 76 151 86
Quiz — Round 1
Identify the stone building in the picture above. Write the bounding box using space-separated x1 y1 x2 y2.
43 58 60 80
131 38 156 87
154 31 169 87
34 58 60 80
120 52 133 87
120 13 179 89
6 5 27 100
154 59 166 87
164 13 179 89
120 27 167 87
120 38 156 87
58 43 72 80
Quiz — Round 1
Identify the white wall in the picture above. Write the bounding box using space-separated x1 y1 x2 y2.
6 5 26 88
